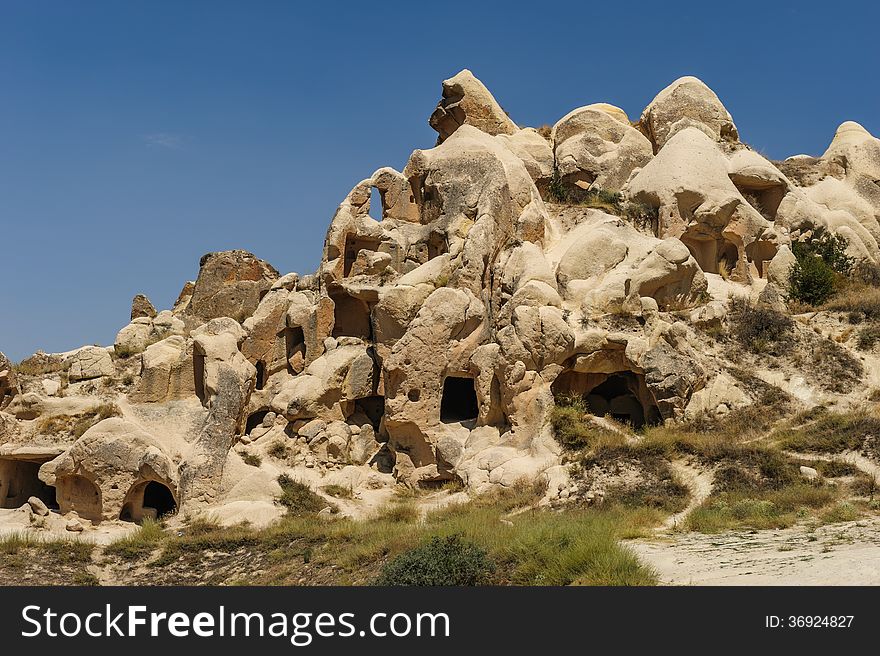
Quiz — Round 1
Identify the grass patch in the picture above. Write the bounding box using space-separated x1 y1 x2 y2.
550 395 626 451
36 402 122 438
104 519 166 560
277 474 335 515
773 409 880 454
0 534 93 564
685 483 838 533
135 480 657 586
819 501 860 524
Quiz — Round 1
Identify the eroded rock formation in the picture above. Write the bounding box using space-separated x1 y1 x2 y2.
3 70 879 528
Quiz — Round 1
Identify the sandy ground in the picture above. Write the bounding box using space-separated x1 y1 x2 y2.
628 517 880 585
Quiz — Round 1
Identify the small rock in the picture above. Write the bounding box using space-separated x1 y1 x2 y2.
66 518 84 532
27 496 50 516
800 465 819 481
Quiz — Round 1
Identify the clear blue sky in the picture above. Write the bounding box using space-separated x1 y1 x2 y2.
1 1 878 361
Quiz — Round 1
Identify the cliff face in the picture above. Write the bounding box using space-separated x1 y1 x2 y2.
3 69 880 527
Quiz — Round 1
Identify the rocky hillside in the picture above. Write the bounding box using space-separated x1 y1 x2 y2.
2 70 880 540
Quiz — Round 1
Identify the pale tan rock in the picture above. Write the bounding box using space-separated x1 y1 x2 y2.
65 346 114 381
186 250 279 323
429 69 518 143
553 104 653 192
638 76 739 151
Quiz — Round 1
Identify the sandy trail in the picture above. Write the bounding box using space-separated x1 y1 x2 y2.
662 460 713 531
628 517 880 585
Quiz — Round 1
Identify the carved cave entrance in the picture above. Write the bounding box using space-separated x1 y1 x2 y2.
552 370 660 429
0 458 57 509
440 376 479 425
120 480 177 523
680 233 739 277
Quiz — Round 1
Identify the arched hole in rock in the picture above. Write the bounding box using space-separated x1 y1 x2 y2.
255 361 266 390
284 326 306 374
680 233 739 277
354 395 385 430
0 458 57 509
745 240 778 279
343 235 382 277
57 474 102 522
368 187 383 221
193 350 206 404
440 376 479 425
245 409 270 435
551 370 660 429
427 231 448 260
733 181 786 221
331 292 372 340
120 480 177 523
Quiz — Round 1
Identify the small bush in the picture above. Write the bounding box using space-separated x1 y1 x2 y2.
550 395 625 450
322 484 353 499
267 440 289 459
788 254 835 305
242 452 262 467
856 324 880 350
374 535 494 586
815 460 859 478
792 226 853 275
276 475 333 515
728 297 793 352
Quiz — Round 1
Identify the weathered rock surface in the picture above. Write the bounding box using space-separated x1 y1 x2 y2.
3 70 879 525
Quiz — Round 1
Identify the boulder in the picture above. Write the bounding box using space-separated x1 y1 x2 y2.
130 293 158 320
553 104 653 192
65 346 114 382
638 76 739 151
429 69 518 143
185 250 279 323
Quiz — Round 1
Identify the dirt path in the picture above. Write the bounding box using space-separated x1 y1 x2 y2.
628 517 880 585
662 460 713 531
784 450 880 480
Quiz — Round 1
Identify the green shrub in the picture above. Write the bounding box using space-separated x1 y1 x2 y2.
788 254 836 305
550 395 625 450
267 440 289 459
792 227 853 275
276 475 333 515
857 325 880 350
374 535 494 586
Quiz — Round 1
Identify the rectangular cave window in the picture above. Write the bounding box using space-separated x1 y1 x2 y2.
284 326 306 374
331 293 372 340
343 235 382 277
440 376 478 424
0 459 57 509
354 395 385 430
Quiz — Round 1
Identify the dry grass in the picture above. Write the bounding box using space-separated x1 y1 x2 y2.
36 402 122 438
772 407 880 454
550 395 627 450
